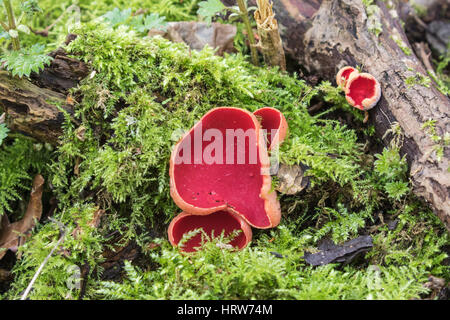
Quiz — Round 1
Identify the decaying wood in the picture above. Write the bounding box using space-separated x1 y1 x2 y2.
0 71 70 144
0 48 89 144
30 47 90 94
254 0 286 70
273 0 450 230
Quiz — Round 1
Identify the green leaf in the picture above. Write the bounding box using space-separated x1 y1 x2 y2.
1 44 53 78
384 181 410 200
102 8 132 27
21 0 42 16
197 0 226 25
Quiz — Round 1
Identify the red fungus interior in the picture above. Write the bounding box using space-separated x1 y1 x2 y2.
254 108 282 149
341 68 355 81
171 211 248 252
347 76 376 110
173 108 271 228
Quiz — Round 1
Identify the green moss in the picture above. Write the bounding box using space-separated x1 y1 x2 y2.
421 119 449 162
405 72 431 89
95 218 444 300
391 35 412 56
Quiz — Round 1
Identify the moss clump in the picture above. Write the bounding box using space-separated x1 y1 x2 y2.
2 22 448 300
391 35 412 56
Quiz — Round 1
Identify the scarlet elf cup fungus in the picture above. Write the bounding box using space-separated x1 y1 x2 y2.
168 211 252 252
253 107 288 151
169 107 281 229
344 72 381 123
336 66 358 88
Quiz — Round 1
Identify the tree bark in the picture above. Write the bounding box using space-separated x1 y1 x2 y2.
274 0 450 230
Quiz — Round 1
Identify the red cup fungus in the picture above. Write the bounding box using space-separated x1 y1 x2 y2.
168 210 252 252
344 72 381 111
168 107 289 253
169 107 281 229
336 66 358 88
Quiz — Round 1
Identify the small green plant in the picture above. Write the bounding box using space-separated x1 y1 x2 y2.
0 0 52 77
430 45 450 96
197 0 227 24
101 8 167 33
422 119 449 162
0 137 52 216
1 43 52 77
0 117 8 146
391 35 412 56
363 1 382 36
374 147 409 200
197 0 259 65
405 71 431 88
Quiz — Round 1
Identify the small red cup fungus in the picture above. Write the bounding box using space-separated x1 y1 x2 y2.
168 210 252 252
344 72 381 123
336 66 358 88
253 107 288 151
345 72 381 111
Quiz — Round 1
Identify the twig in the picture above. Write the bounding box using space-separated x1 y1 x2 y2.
20 218 66 300
307 101 324 113
0 20 9 31
415 42 436 77
363 110 369 124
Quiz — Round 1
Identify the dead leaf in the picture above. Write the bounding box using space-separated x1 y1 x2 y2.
423 275 447 299
74 158 80 176
0 175 45 260
75 125 86 142
148 22 237 56
66 95 75 105
276 163 311 195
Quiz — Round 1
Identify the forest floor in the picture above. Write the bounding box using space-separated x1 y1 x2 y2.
0 0 449 300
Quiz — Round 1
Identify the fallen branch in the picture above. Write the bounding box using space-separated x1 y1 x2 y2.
0 47 89 144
